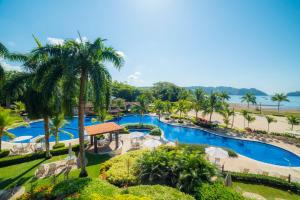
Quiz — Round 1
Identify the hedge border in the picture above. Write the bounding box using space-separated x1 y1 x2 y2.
0 145 80 167
224 172 300 194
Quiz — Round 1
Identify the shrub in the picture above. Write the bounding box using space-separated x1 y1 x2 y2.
149 128 162 136
0 149 10 158
52 142 65 149
228 172 300 194
99 150 147 186
222 148 238 158
123 124 157 130
0 144 81 167
196 183 245 200
136 145 216 194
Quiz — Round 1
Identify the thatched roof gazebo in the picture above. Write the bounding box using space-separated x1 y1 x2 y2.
85 122 124 153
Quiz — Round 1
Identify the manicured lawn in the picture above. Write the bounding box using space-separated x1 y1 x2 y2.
0 152 110 191
233 182 300 200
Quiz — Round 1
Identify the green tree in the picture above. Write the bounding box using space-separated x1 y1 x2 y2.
0 107 21 151
271 93 289 113
152 82 182 102
203 93 222 122
265 115 277 132
219 106 235 128
241 93 256 109
132 94 150 125
287 115 299 131
50 113 73 145
175 100 191 120
164 101 173 118
245 113 256 128
192 88 206 119
152 99 165 120
241 110 249 128
32 36 124 177
218 91 230 104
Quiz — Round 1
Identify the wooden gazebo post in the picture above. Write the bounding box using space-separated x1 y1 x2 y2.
115 132 119 149
94 136 98 153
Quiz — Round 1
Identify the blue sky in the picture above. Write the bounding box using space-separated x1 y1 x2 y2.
0 0 299 94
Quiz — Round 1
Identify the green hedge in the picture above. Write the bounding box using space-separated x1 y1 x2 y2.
52 143 66 149
123 124 157 130
149 128 162 136
227 172 300 194
0 150 10 158
0 144 80 167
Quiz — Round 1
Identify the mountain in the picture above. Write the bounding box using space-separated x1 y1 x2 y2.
287 91 300 96
186 86 268 96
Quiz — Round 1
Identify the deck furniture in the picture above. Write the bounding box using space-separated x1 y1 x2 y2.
35 165 46 178
242 168 250 173
47 163 57 177
262 171 269 176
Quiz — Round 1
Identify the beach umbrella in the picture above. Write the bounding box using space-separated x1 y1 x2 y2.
12 136 33 142
130 132 145 139
143 139 162 149
205 147 229 159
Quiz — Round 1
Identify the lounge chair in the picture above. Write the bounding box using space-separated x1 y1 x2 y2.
242 168 250 173
47 163 57 177
35 165 46 178
10 146 19 155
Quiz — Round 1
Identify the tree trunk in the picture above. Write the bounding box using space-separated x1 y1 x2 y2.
292 124 294 131
247 102 249 109
231 115 235 129
268 123 270 132
0 130 2 151
55 131 58 145
277 102 280 113
195 111 198 119
44 116 51 158
209 112 213 122
78 70 88 177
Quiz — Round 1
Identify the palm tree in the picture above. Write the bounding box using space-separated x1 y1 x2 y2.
272 93 289 113
192 89 206 119
50 113 73 145
175 100 191 120
203 93 222 122
0 42 8 86
152 99 165 120
231 108 236 129
32 36 124 177
287 115 299 131
219 106 234 128
265 116 277 132
241 110 249 128
132 94 149 125
0 107 21 151
218 91 230 104
245 113 256 128
241 93 256 109
12 101 26 115
164 101 173 119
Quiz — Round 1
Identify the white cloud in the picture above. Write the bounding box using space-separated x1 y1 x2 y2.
47 37 64 45
75 36 88 44
127 71 143 83
0 58 21 71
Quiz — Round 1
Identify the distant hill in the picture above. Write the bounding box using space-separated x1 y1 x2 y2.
186 86 268 96
287 91 300 96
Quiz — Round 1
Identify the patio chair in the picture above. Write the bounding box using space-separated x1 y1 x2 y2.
10 146 19 155
243 168 250 173
47 163 57 177
35 165 46 178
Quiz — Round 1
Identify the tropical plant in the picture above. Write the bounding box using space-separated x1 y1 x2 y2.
175 100 191 120
245 113 256 128
203 93 222 122
0 107 21 151
241 93 256 109
219 106 235 128
240 110 249 128
152 99 165 120
132 94 150 125
163 101 173 118
287 115 299 131
271 93 289 113
50 113 73 145
218 91 230 104
31 35 124 177
192 88 206 119
265 116 277 132
11 101 26 114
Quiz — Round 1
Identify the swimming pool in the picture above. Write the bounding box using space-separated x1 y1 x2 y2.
6 115 300 167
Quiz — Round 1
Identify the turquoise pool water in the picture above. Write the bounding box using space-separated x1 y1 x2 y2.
6 115 300 167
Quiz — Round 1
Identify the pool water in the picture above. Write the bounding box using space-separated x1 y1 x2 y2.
6 115 300 167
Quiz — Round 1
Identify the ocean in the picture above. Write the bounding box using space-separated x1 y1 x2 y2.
228 95 300 110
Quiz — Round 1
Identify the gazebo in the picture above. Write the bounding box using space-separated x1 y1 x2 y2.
85 122 124 153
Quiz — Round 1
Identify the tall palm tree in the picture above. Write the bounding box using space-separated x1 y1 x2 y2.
287 115 299 131
245 113 256 128
33 36 124 177
241 93 256 109
265 116 277 132
192 89 206 119
272 93 289 113
175 100 191 120
164 101 173 118
152 99 165 120
241 110 249 128
0 107 21 151
0 42 8 86
218 91 230 104
132 94 149 125
203 93 222 122
50 113 73 145
219 106 235 128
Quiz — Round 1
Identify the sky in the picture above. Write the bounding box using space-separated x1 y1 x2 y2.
0 0 299 94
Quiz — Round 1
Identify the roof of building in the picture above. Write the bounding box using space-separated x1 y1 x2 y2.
85 122 124 136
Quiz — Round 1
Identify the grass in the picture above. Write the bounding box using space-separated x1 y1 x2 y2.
234 107 300 118
0 152 110 191
233 182 300 200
